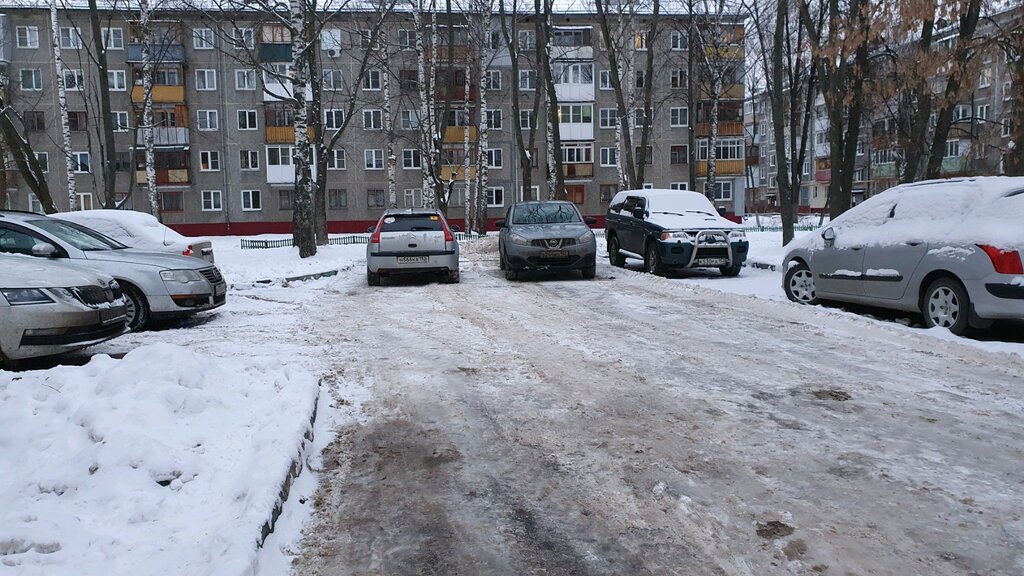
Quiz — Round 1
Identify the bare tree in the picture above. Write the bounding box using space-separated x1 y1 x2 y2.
498 0 542 201
50 0 79 211
996 10 1023 175
0 92 58 213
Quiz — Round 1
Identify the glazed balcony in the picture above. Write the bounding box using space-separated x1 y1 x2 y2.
126 43 185 63
562 162 594 178
135 127 189 147
135 168 190 185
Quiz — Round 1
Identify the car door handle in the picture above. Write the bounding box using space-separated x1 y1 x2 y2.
906 241 922 246
851 246 864 251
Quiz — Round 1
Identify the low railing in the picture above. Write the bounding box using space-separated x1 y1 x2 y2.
240 232 478 250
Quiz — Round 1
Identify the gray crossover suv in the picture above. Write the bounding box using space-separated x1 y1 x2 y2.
366 209 461 285
497 201 598 280
782 177 1024 335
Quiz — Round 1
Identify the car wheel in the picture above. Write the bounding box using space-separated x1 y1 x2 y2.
644 242 665 276
505 265 519 281
499 251 506 270
607 236 626 267
581 264 596 279
367 271 381 286
784 263 819 305
446 270 461 284
122 283 150 332
719 263 742 277
922 277 971 336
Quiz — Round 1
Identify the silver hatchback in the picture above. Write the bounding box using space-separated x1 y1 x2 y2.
366 209 461 285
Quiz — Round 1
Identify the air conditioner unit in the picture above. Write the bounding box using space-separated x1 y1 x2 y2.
326 48 339 58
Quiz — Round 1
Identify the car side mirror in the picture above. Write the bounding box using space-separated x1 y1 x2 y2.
367 226 375 233
584 216 597 226
495 219 506 228
449 224 462 233
822 227 836 246
631 207 646 220
32 242 58 257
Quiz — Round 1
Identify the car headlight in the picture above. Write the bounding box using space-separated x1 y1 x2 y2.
509 233 531 246
577 229 595 243
660 231 694 242
159 269 204 283
1 288 55 305
729 230 747 240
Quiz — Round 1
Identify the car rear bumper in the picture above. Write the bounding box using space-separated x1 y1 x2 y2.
367 251 459 275
970 275 1024 320
1 304 128 360
657 240 749 268
505 242 597 271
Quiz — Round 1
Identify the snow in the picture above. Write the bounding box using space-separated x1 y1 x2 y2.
211 236 367 286
53 210 201 250
0 343 319 576
927 246 975 260
832 269 861 277
864 268 901 277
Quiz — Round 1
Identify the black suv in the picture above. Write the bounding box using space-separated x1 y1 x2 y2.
604 189 749 276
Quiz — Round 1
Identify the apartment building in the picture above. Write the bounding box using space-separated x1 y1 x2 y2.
0 5 745 234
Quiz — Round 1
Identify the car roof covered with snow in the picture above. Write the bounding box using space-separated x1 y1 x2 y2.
609 189 740 230
51 210 200 246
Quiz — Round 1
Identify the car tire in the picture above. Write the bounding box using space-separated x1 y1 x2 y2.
922 276 972 336
784 263 820 305
367 271 381 286
607 236 626 267
581 264 596 279
505 266 519 281
644 242 665 276
499 251 506 270
719 263 742 277
121 283 150 332
446 270 461 284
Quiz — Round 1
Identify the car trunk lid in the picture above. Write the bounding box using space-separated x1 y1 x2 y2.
378 214 449 254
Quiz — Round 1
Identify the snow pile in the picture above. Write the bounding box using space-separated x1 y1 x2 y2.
53 209 201 247
211 236 367 285
0 343 319 576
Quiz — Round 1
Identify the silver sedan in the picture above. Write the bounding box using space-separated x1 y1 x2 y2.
497 201 598 280
366 209 461 285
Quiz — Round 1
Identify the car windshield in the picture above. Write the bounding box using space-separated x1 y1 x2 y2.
512 203 581 225
29 219 127 251
380 214 445 232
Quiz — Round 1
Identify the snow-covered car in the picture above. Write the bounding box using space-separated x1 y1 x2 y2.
782 177 1024 335
1 255 127 365
605 189 749 276
0 211 227 331
496 201 598 280
366 209 461 285
52 209 215 263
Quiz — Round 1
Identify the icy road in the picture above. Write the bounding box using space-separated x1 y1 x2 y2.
289 239 1023 576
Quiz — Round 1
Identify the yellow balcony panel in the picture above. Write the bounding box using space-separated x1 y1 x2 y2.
696 121 745 137
266 126 316 144
696 159 745 177
705 45 744 60
443 126 478 143
722 83 745 99
441 165 477 181
131 85 186 104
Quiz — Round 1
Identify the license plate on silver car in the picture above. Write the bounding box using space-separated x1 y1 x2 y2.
696 258 729 266
398 256 429 264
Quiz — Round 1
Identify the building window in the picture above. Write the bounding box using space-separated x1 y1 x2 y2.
233 28 255 50
562 142 593 164
403 188 422 208
635 70 646 89
669 69 687 89
200 151 221 171
484 70 501 90
25 111 45 132
195 69 217 91
552 62 594 85
954 105 970 121
486 187 504 207
364 149 384 170
367 189 386 208
398 29 417 51
111 111 129 132
67 111 87 132
557 104 593 124
237 110 257 130
323 69 344 90
279 189 293 210
520 110 534 129
670 30 687 50
240 150 259 170
945 139 960 158
362 109 383 129
670 145 688 164
235 69 256 90
399 69 419 91
102 27 124 50
518 30 536 50
402 149 421 169
108 70 127 91
20 69 42 91
486 109 503 129
324 109 346 130
322 28 343 53
697 138 745 160
16 26 39 49
566 184 585 205
241 189 262 211
633 108 651 127
73 152 91 173
64 69 85 91
599 184 618 202
329 189 348 210
1003 119 1012 138
161 191 183 212
599 147 617 167
267 146 293 166
362 69 381 90
35 152 49 173
59 27 82 49
519 69 536 90
670 107 689 127
197 110 219 131
487 148 503 169
634 146 653 165
670 182 688 190
400 110 420 130
599 70 612 90
711 181 733 202
326 149 346 170
978 67 992 88
599 108 618 129
977 104 990 121
194 28 215 49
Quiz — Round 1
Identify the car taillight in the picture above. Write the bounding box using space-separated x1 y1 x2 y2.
370 219 384 244
979 245 1024 274
442 222 455 243
182 245 193 257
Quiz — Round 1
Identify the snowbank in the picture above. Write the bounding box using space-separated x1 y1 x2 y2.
0 343 319 576
210 236 366 286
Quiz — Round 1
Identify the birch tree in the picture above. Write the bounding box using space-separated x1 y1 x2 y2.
472 0 492 233
50 0 79 211
85 0 119 208
536 0 564 199
138 0 159 218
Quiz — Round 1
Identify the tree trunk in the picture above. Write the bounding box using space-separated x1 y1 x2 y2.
290 0 315 258
50 0 78 211
87 0 118 208
139 0 159 219
384 40 397 209
0 94 58 212
537 0 564 199
474 0 491 233
308 47 328 244
1005 33 1024 175
498 0 538 200
595 0 637 189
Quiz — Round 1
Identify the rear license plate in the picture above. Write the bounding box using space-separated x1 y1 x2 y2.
398 256 429 264
539 250 569 259
696 258 729 266
100 308 124 324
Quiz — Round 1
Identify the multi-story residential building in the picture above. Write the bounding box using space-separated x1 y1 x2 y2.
0 6 745 234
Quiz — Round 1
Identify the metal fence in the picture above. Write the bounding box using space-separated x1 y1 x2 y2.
240 232 479 250
740 226 819 233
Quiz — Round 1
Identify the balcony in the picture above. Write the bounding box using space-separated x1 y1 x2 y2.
441 165 476 181
263 80 313 103
135 168 190 185
126 43 185 63
696 159 745 176
695 121 744 137
267 156 317 184
259 43 292 62
436 85 478 102
557 122 594 141
940 156 969 175
554 82 594 103
135 127 189 147
265 126 314 144
550 45 593 61
705 45 744 60
562 163 594 178
721 83 745 99
443 126 477 143
872 163 897 178
815 169 831 182
131 85 185 104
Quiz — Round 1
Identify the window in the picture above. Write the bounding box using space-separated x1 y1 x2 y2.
518 30 536 50
873 148 897 164
398 29 416 50
64 69 85 91
241 189 262 211
153 66 181 85
670 30 687 50
486 187 504 207
562 142 593 164
399 69 418 91
111 111 129 132
634 31 648 50
108 70 127 91
448 109 470 126
364 149 384 170
857 139 866 156
1004 80 1012 101
322 28 343 53
486 109 503 129
235 69 257 90
634 146 653 165
600 147 617 167
670 107 689 127
945 139 960 158
195 69 216 91
599 108 618 129
697 139 745 160
854 168 866 182
521 185 541 201
161 191 183 212
519 69 536 90
633 108 651 127
16 26 39 49
670 182 688 190
25 111 45 132
362 69 381 90
403 189 422 208
558 105 593 124
73 152 91 173
670 145 688 164
20 69 42 91
200 151 221 171
489 30 501 50
552 62 594 85
487 148 503 168
323 69 344 91
599 70 612 90
237 110 257 130
279 190 294 210
326 149 346 170
367 189 386 208
329 189 348 210
1002 120 1011 138
979 67 992 88
324 109 346 130
600 184 619 202
954 105 970 121
103 27 123 49
977 104 990 121
75 192 94 211
362 109 383 129
566 184 585 205
520 110 534 129
484 70 501 90
193 28 215 49
402 149 421 169
60 27 82 49
268 146 293 166
68 111 87 132
401 110 420 130
31 152 48 174
358 30 373 49
195 109 218 131
233 28 255 49
635 70 646 88
240 150 259 170
711 181 732 202
669 69 687 89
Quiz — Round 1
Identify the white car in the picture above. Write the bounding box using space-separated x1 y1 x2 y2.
1 256 128 365
53 210 215 263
